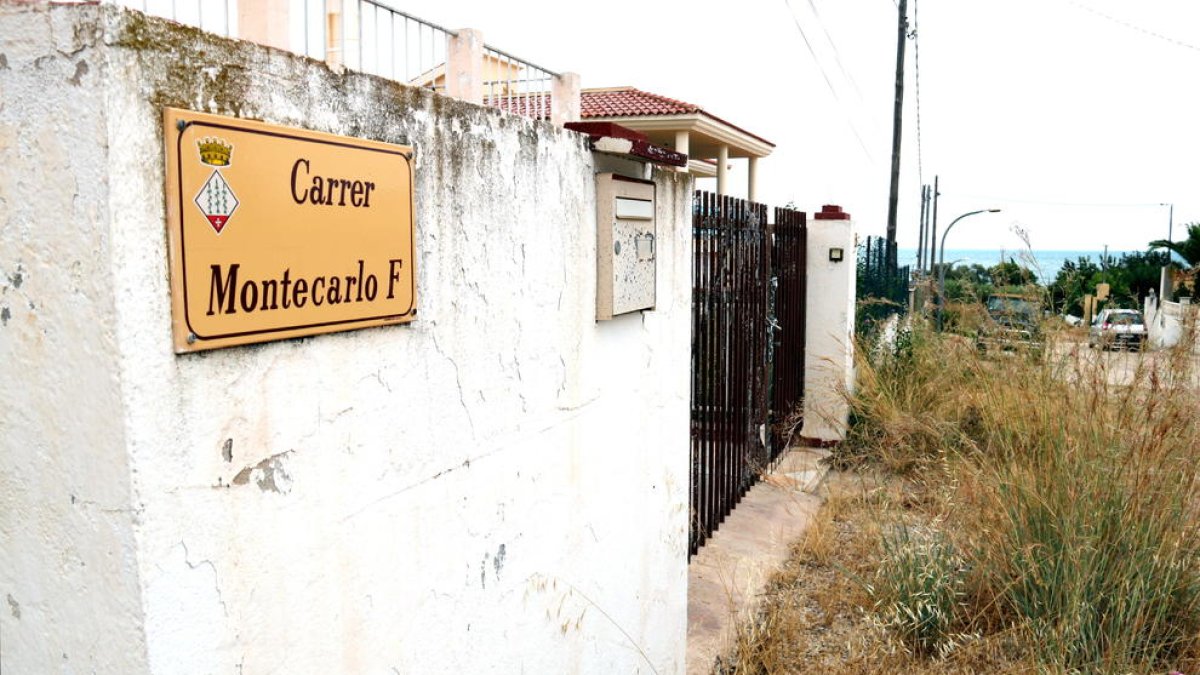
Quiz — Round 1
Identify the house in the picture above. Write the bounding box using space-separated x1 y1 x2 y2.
577 87 774 200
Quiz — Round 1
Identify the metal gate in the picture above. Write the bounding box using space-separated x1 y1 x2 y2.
769 207 808 454
689 192 771 555
689 194 808 556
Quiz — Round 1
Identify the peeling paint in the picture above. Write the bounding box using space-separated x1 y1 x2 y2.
221 438 233 463
231 451 293 494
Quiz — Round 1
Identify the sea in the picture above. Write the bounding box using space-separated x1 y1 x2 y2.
896 248 1137 283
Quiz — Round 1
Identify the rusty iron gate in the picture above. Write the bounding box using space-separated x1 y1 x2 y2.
769 207 808 454
689 191 770 556
690 194 808 556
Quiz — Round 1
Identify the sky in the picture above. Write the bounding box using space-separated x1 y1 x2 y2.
386 0 1199 252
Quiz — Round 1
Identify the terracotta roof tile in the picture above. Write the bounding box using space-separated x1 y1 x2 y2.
486 86 774 149
579 87 701 118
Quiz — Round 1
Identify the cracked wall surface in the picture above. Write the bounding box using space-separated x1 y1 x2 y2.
0 3 151 673
0 2 692 674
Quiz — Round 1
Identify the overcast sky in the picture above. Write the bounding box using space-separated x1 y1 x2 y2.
396 0 1199 252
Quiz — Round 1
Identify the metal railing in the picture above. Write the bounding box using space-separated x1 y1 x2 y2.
341 0 453 89
113 0 563 120
481 46 556 120
110 0 237 38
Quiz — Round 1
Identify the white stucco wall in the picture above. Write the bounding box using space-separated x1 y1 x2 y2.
0 4 692 673
0 5 151 672
799 213 857 444
1146 296 1200 354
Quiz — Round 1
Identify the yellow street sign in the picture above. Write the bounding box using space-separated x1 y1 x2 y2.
163 108 416 353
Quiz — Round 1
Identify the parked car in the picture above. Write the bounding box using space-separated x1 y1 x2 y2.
1088 309 1146 350
977 293 1043 353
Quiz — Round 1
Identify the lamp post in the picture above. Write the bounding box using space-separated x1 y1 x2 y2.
1161 202 1174 244
937 208 1002 330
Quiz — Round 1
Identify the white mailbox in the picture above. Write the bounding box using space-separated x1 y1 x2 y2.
595 172 656 320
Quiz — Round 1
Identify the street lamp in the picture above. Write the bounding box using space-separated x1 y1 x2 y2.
1161 202 1174 244
937 208 1002 330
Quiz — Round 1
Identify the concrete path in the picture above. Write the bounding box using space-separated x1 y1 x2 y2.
685 448 831 674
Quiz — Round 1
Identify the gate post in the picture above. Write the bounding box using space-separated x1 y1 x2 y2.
800 205 857 445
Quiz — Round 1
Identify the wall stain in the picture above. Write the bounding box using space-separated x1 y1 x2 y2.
0 54 8 70
493 543 506 579
221 438 233 463
67 60 88 86
1 307 10 326
7 593 20 619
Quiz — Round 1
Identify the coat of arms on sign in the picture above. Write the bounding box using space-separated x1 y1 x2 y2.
194 137 239 234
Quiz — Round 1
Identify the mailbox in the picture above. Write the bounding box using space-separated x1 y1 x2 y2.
595 172 656 320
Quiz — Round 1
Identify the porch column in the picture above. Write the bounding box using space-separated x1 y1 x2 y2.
716 144 729 195
446 28 484 104
674 130 690 173
326 0 361 69
325 0 344 67
238 0 290 51
747 156 759 202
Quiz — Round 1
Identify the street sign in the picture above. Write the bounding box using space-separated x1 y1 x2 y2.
163 108 416 353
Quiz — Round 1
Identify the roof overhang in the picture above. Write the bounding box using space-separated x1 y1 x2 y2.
583 112 775 159
564 121 689 168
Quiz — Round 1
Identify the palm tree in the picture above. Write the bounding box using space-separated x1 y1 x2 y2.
1149 223 1200 268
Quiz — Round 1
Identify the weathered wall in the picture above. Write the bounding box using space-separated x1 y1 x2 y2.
0 5 151 672
0 3 692 673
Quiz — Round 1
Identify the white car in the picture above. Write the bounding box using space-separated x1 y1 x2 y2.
1088 309 1146 350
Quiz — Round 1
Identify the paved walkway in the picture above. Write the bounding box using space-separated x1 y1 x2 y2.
685 448 831 674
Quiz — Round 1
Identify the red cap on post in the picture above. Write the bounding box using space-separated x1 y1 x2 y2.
814 205 851 221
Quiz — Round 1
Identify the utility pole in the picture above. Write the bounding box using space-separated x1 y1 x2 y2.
928 176 939 276
885 0 908 271
917 184 928 273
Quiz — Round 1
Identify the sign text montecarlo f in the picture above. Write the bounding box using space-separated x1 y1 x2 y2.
163 108 417 353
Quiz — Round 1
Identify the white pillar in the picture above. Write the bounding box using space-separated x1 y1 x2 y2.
800 205 857 445
716 144 729 196
446 28 484 105
550 72 581 126
674 130 690 173
747 156 759 202
238 0 290 51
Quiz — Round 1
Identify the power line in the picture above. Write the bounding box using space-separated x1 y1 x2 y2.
805 0 865 102
952 192 1167 208
1065 0 1200 53
782 0 876 163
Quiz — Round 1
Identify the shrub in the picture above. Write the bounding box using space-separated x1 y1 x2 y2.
869 526 971 657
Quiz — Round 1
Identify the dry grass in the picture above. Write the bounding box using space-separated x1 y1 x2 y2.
719 321 1200 674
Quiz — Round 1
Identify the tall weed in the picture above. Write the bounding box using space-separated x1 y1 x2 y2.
846 322 1200 670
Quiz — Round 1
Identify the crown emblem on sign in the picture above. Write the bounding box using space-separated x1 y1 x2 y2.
197 137 233 166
